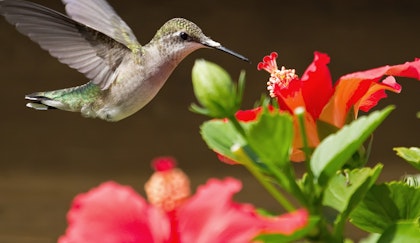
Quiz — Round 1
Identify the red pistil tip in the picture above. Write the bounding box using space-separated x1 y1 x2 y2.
257 52 279 72
151 157 177 172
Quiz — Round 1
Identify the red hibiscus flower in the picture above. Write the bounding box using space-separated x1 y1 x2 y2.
59 157 308 243
252 52 420 161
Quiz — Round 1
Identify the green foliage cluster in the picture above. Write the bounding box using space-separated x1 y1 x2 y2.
191 60 420 242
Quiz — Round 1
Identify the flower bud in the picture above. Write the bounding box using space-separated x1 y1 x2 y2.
191 59 243 118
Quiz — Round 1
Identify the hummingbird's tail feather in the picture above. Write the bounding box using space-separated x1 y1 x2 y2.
25 82 101 113
25 95 58 110
25 92 78 111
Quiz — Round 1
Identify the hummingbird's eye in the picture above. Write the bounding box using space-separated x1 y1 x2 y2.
179 32 189 41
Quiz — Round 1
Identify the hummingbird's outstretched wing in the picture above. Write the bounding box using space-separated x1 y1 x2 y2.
0 0 140 90
62 0 141 53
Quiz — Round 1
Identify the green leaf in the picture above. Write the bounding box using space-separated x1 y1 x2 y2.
350 182 420 233
189 103 211 116
323 165 383 214
394 147 420 170
359 233 381 243
200 120 246 162
254 216 320 243
235 70 246 109
247 109 294 167
310 106 394 186
322 165 383 239
377 220 420 243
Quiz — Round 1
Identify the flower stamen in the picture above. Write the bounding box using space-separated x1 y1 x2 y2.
267 67 299 97
145 157 191 212
258 52 299 98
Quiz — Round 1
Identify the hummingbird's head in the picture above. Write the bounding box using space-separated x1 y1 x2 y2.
152 18 249 62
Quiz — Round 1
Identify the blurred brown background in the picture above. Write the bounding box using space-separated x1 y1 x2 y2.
0 0 419 242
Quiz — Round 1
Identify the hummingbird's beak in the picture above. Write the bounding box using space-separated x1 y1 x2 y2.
202 39 250 63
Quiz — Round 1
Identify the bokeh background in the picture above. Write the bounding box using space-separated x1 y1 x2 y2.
1 0 419 242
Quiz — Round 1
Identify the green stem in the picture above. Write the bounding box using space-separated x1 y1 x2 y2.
228 114 297 211
227 115 247 138
270 163 308 207
295 107 318 210
232 145 295 212
295 108 314 181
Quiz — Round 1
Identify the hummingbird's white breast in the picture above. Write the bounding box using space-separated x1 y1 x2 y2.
93 42 201 122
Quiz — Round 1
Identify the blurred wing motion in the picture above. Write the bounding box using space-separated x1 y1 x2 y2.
0 0 141 90
62 0 140 52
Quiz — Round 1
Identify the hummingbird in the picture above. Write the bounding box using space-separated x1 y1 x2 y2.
0 0 248 122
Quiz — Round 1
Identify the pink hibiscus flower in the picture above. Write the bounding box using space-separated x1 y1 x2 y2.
59 157 308 243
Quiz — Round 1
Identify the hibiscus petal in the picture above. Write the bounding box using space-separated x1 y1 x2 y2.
291 112 320 162
260 208 309 234
216 152 240 165
274 78 306 114
320 58 420 127
58 181 170 243
386 60 420 79
235 107 263 122
301 52 334 119
177 178 259 243
357 76 401 112
320 77 372 128
176 178 308 243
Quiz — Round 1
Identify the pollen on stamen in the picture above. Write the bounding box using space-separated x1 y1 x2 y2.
266 66 299 97
145 157 191 212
